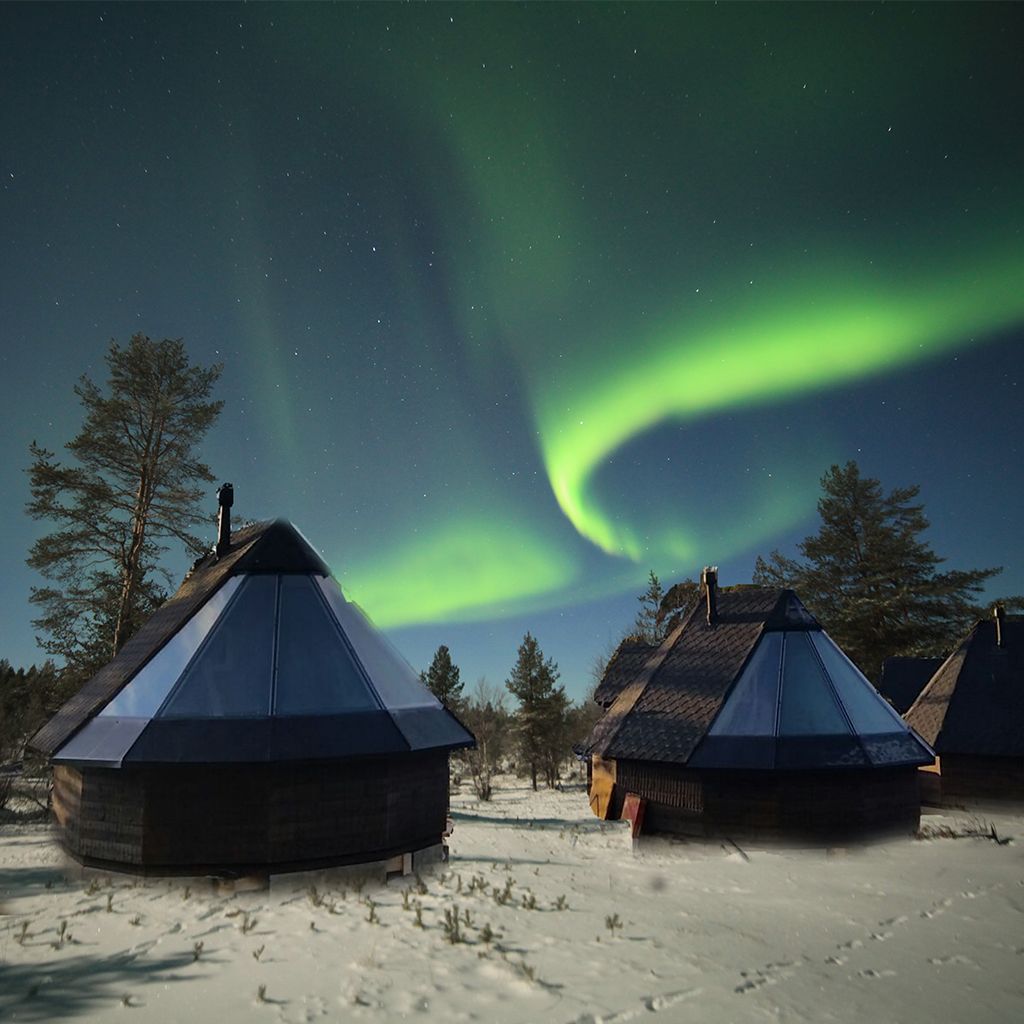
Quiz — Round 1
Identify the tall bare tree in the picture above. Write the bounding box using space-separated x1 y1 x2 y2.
26 334 222 679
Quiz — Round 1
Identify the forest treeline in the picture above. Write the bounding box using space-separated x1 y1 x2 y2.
6 334 1019 809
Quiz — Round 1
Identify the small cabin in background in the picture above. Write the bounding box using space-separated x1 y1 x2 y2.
30 486 474 875
904 607 1024 805
583 569 934 841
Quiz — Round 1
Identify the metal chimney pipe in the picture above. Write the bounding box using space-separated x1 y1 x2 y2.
216 483 234 558
994 603 1005 648
702 565 719 626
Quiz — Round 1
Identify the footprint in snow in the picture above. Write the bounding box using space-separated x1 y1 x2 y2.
858 968 897 979
928 954 978 968
869 931 893 942
643 989 701 1011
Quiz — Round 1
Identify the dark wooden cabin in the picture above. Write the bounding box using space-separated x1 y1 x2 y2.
904 607 1024 805
584 569 934 841
30 488 474 875
877 657 943 715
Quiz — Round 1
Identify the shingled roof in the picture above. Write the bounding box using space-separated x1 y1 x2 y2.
904 614 1024 757
30 519 473 764
30 521 282 757
586 584 932 770
593 640 659 708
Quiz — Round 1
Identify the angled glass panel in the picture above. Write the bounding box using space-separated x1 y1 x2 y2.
778 632 851 736
275 575 379 714
160 574 276 718
315 576 440 710
53 716 150 767
708 632 782 736
810 632 909 735
101 577 243 718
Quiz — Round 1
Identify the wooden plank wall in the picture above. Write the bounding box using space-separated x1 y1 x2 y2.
937 755 1024 803
613 760 921 839
58 752 450 873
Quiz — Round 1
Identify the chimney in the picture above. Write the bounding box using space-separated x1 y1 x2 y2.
216 483 234 558
994 603 1006 648
702 565 719 626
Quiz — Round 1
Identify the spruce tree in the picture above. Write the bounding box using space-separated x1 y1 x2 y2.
26 334 222 680
754 461 1000 680
505 633 569 790
632 571 664 644
628 571 699 647
657 578 700 637
421 644 464 711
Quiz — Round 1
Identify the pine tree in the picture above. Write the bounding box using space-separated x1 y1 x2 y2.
628 571 699 647
26 334 222 680
754 461 1000 681
421 644 464 711
505 633 569 790
657 578 700 637
632 571 664 644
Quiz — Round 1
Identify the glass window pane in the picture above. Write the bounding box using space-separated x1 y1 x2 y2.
101 577 242 718
778 632 851 736
811 632 907 735
275 575 379 714
315 576 439 710
160 574 276 718
708 632 782 736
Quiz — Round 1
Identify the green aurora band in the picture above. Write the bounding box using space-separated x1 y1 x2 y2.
269 6 1024 628
534 252 1024 559
339 514 577 629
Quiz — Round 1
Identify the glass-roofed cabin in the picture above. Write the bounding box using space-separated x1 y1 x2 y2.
584 569 933 840
29 487 474 874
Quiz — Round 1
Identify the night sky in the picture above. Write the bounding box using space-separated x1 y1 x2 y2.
2 3 1022 701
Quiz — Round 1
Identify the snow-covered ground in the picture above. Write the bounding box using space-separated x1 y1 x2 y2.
2 774 1023 1023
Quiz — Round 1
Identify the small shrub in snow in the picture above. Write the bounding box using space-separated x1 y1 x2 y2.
493 877 514 906
192 940 204 961
605 913 622 935
442 906 462 943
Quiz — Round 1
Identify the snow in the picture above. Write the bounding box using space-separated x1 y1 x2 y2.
2 774 1023 1022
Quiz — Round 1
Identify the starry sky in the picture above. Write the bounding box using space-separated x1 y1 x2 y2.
2 3 1022 701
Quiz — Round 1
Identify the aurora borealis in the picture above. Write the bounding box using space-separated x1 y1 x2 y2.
2 3 1022 697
